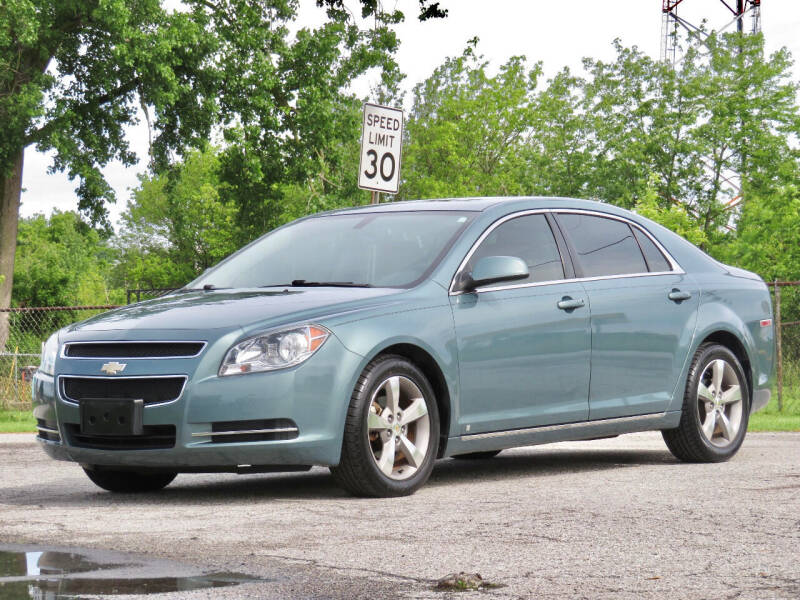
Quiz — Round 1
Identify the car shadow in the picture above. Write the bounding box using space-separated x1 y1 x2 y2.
427 447 675 489
5 447 677 506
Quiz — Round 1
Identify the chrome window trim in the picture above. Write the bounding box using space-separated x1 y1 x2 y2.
57 374 189 407
61 340 207 360
448 208 685 296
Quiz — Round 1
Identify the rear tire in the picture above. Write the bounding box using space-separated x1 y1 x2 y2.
83 468 177 493
452 450 502 460
662 343 749 463
331 355 440 497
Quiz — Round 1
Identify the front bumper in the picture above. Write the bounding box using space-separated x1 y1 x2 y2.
33 334 364 471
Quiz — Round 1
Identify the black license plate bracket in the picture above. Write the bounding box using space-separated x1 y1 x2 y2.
80 398 144 436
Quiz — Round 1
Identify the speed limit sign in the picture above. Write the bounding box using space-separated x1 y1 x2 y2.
358 103 403 194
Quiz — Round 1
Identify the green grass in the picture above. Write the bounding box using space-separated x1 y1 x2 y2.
748 388 800 432
749 412 800 432
0 410 36 433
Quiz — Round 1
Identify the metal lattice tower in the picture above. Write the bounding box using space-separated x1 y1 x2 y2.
661 0 762 64
660 1 763 223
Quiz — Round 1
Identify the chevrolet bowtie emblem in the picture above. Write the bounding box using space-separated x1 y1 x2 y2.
100 362 127 375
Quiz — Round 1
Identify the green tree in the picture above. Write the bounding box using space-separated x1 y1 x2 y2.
523 67 595 198
584 34 799 240
7 211 120 351
401 42 541 199
114 148 239 290
689 34 800 237
273 100 366 227
0 0 396 348
633 176 708 249
317 0 448 21
723 183 800 284
724 182 800 357
581 42 707 209
12 211 119 308
218 24 395 243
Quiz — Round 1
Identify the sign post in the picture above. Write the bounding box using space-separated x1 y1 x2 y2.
358 103 403 202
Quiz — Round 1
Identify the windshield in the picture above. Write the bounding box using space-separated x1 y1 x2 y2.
189 211 474 289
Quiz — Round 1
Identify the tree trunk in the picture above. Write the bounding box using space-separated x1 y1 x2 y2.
0 150 24 351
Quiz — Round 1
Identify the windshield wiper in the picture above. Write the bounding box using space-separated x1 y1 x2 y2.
262 280 372 288
291 280 373 288
176 284 229 292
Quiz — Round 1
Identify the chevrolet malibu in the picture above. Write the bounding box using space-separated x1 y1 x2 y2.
33 197 775 497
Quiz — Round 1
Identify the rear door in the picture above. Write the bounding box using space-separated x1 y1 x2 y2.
554 211 699 419
449 212 591 434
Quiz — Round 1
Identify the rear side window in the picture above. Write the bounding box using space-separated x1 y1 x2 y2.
467 214 564 284
557 214 647 277
633 228 671 272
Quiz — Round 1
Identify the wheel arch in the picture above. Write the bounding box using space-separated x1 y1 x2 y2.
368 342 453 458
697 330 753 406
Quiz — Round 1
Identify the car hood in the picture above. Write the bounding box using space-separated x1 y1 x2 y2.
65 288 404 334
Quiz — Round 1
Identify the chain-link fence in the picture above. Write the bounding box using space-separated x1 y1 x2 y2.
1 283 799 413
772 281 800 414
0 306 118 410
125 288 178 304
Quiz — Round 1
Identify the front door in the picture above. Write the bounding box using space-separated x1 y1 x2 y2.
449 213 591 435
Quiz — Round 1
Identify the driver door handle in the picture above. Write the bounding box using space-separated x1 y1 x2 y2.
557 297 585 311
668 289 692 302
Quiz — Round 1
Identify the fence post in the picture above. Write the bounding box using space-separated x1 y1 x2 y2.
774 279 783 412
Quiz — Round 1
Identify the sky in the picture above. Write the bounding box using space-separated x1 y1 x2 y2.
19 0 800 230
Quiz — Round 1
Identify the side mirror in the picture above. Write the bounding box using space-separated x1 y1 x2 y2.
458 256 529 292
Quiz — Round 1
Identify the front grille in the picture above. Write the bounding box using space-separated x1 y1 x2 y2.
61 377 186 405
64 424 176 450
210 419 299 443
65 342 205 358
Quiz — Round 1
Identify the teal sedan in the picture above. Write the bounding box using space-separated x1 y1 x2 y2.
33 197 775 497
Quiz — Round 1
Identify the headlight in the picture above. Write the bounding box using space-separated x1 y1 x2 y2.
219 325 330 376
39 333 59 376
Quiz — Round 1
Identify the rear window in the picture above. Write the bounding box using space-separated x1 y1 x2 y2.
557 214 647 277
633 228 671 272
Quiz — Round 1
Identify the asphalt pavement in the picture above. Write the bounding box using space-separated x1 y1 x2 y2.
1 431 798 599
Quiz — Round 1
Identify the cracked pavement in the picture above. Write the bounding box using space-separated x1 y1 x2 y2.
1 431 798 599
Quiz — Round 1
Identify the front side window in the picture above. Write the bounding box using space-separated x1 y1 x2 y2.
466 214 565 285
190 211 473 289
557 213 647 277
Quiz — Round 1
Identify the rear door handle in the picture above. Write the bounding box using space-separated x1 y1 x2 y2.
668 289 692 302
557 297 585 311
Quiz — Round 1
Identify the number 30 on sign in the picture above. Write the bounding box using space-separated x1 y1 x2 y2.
358 103 403 194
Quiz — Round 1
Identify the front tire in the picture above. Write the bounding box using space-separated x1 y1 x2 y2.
83 468 177 493
662 343 749 463
331 355 440 497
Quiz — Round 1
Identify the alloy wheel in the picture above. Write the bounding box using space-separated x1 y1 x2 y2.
367 375 431 480
697 358 744 447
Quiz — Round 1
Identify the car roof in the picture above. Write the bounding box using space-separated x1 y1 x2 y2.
326 196 613 215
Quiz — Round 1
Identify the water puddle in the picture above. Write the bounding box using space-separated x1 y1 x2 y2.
0 547 259 598
0 550 117 577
